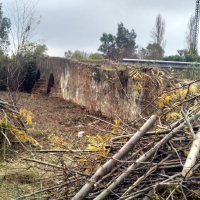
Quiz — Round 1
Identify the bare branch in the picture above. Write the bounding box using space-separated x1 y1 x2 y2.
72 115 157 200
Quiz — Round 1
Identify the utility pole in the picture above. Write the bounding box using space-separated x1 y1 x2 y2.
194 0 200 51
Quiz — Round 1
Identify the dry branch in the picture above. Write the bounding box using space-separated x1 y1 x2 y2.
182 130 200 177
24 158 90 177
72 115 157 200
14 183 67 200
122 153 173 196
93 112 200 200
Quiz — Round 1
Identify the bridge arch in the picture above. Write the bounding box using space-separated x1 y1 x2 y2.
36 70 40 81
47 73 55 94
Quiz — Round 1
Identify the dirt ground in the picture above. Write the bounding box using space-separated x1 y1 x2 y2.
19 93 112 148
0 92 114 200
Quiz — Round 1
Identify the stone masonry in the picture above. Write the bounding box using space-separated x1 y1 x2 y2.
33 57 140 120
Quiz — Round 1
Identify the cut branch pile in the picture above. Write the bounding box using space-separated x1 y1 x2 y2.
13 68 200 199
19 112 200 200
73 112 200 200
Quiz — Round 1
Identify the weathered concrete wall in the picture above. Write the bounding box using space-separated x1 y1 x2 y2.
35 57 139 120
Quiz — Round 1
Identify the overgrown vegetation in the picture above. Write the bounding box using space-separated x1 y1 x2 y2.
163 48 200 62
64 50 104 61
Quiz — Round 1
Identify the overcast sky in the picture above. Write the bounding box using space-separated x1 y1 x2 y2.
1 0 198 57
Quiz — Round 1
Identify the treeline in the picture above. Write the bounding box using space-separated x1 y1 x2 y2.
64 13 200 63
163 49 200 62
163 14 200 62
64 14 166 62
64 50 104 61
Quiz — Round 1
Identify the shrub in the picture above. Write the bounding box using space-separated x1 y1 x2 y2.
89 53 104 61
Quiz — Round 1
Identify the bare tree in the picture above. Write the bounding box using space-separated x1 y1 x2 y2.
150 13 166 48
185 15 196 51
5 0 40 55
137 14 166 60
2 0 40 101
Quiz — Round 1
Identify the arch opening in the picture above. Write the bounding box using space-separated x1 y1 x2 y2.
47 73 55 94
36 70 40 81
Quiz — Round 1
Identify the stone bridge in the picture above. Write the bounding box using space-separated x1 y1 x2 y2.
33 57 197 120
33 57 139 120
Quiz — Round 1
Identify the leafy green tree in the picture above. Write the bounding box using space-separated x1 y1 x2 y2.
98 33 116 60
64 50 73 59
0 53 7 90
115 22 137 60
64 50 90 60
21 60 37 92
0 3 11 52
98 22 137 61
89 53 104 60
163 55 184 62
142 43 164 60
184 48 199 62
137 46 147 59
64 50 104 61
72 50 89 60
0 3 11 90
177 49 189 57
22 41 48 60
162 49 200 62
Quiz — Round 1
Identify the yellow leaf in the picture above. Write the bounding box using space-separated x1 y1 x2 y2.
176 188 181 193
19 108 23 115
30 93 34 99
171 112 181 120
97 135 103 140
31 137 35 144
26 112 32 125
165 96 170 103
12 114 18 118
184 151 189 156
84 168 90 174
23 109 27 117
166 113 171 121
182 88 188 99
188 135 193 139
87 145 99 151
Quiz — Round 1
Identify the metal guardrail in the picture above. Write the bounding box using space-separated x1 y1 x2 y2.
122 59 200 69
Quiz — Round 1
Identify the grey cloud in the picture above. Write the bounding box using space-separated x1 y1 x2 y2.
1 0 198 57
